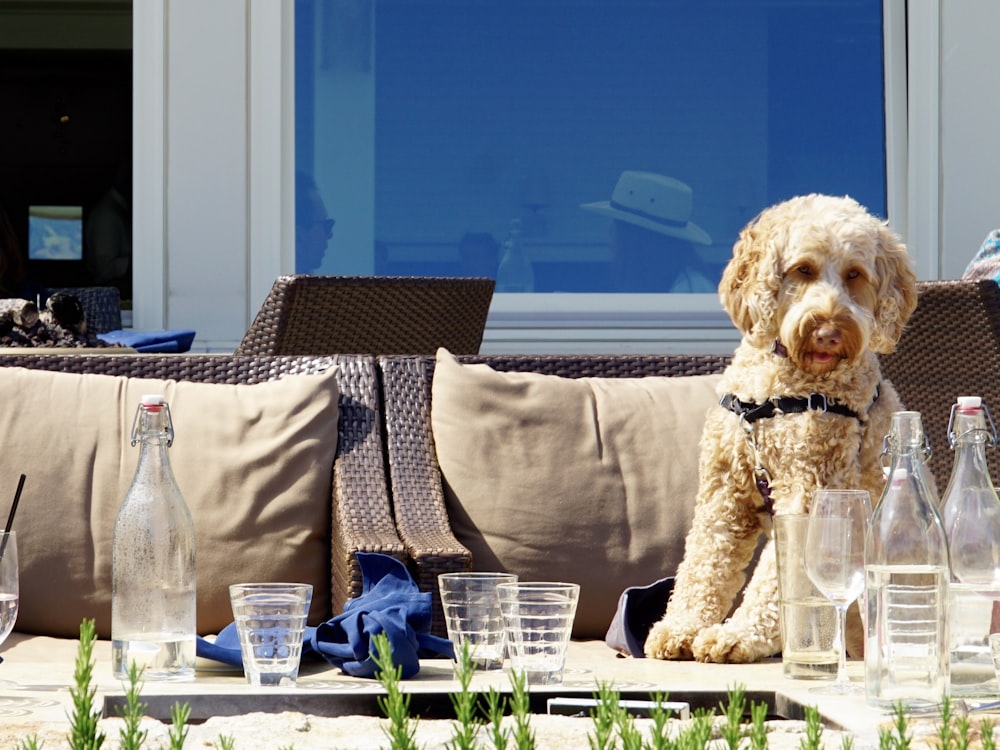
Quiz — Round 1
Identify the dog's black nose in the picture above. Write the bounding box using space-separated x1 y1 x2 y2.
812 324 841 347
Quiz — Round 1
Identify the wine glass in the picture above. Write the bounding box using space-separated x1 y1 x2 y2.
0 531 18 680
803 490 871 694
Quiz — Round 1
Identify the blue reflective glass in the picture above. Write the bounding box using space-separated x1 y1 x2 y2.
295 0 885 293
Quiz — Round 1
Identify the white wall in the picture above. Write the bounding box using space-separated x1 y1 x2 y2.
939 0 1000 277
133 0 290 352
165 0 249 343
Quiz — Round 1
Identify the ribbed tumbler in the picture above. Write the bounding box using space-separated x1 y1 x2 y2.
498 581 579 685
439 572 518 671
229 582 312 687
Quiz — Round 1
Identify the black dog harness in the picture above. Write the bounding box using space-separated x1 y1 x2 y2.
719 386 880 516
719 388 879 425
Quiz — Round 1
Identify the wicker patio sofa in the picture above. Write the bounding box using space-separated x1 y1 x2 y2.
378 352 733 637
377 279 1000 638
1 352 402 639
5 278 986 644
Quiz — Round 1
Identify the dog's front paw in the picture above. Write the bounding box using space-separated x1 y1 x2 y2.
644 619 697 660
691 623 777 664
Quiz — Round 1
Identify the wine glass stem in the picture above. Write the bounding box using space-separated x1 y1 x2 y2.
834 603 849 686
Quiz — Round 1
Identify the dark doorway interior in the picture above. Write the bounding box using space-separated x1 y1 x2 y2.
0 49 132 301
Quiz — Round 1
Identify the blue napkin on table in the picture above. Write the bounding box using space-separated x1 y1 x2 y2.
196 621 243 666
97 329 197 353
196 552 454 679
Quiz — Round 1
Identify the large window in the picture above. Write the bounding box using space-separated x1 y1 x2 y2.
294 0 886 295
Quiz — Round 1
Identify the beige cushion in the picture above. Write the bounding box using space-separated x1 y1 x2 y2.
3 366 339 639
431 350 722 639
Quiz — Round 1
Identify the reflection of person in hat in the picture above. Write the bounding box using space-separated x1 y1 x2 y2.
582 171 716 293
296 171 335 272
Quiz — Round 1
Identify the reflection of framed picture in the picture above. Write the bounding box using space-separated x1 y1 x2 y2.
28 206 83 261
321 0 372 72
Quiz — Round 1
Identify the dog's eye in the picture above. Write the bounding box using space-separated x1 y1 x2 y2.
845 269 861 281
795 265 813 277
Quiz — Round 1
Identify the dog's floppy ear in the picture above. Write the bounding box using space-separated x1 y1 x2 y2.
868 222 918 353
720 208 782 342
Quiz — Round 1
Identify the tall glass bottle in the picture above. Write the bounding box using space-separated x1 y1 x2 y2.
865 411 950 707
939 397 1000 694
112 395 196 680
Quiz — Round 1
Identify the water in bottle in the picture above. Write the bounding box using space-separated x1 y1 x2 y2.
865 411 950 707
939 397 1000 694
112 395 196 680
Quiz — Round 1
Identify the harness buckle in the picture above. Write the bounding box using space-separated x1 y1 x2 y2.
807 393 828 412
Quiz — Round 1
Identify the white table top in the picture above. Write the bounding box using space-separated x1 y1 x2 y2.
0 631 908 743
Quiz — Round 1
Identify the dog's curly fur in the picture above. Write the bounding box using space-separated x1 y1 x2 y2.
644 194 918 663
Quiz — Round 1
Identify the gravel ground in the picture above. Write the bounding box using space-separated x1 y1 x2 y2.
1 712 863 750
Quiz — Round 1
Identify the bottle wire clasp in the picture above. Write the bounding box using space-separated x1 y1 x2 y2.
130 400 175 447
880 432 933 474
947 401 999 449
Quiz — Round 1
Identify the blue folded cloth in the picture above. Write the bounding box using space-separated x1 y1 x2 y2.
306 552 455 678
97 329 197 353
605 576 674 657
197 552 454 679
196 622 244 666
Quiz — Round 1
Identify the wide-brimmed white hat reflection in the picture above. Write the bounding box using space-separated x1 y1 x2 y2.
581 171 711 246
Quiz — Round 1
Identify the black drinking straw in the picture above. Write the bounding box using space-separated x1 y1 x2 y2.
0 474 26 561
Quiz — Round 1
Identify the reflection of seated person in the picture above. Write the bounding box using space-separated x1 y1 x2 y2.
963 229 1000 282
582 171 716 293
458 231 499 278
296 171 334 273
86 161 132 297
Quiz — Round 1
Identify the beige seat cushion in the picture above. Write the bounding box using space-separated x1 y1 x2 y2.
2 366 339 639
431 350 722 639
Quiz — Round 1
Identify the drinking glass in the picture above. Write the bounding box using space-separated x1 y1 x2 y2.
229 582 312 687
803 490 871 694
438 572 517 671
0 532 19 684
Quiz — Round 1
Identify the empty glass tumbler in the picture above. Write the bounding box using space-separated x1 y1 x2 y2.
229 582 312 687
438 571 518 671
498 581 579 685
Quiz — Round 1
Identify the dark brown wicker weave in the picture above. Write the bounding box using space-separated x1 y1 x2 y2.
880 279 1000 486
378 353 732 635
0 352 405 620
236 275 496 356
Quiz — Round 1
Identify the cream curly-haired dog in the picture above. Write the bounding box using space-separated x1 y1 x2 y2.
644 193 917 663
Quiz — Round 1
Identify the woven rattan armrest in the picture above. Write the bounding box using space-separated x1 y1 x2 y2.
0 352 405 620
379 352 732 635
237 275 495 356
880 279 1000 485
